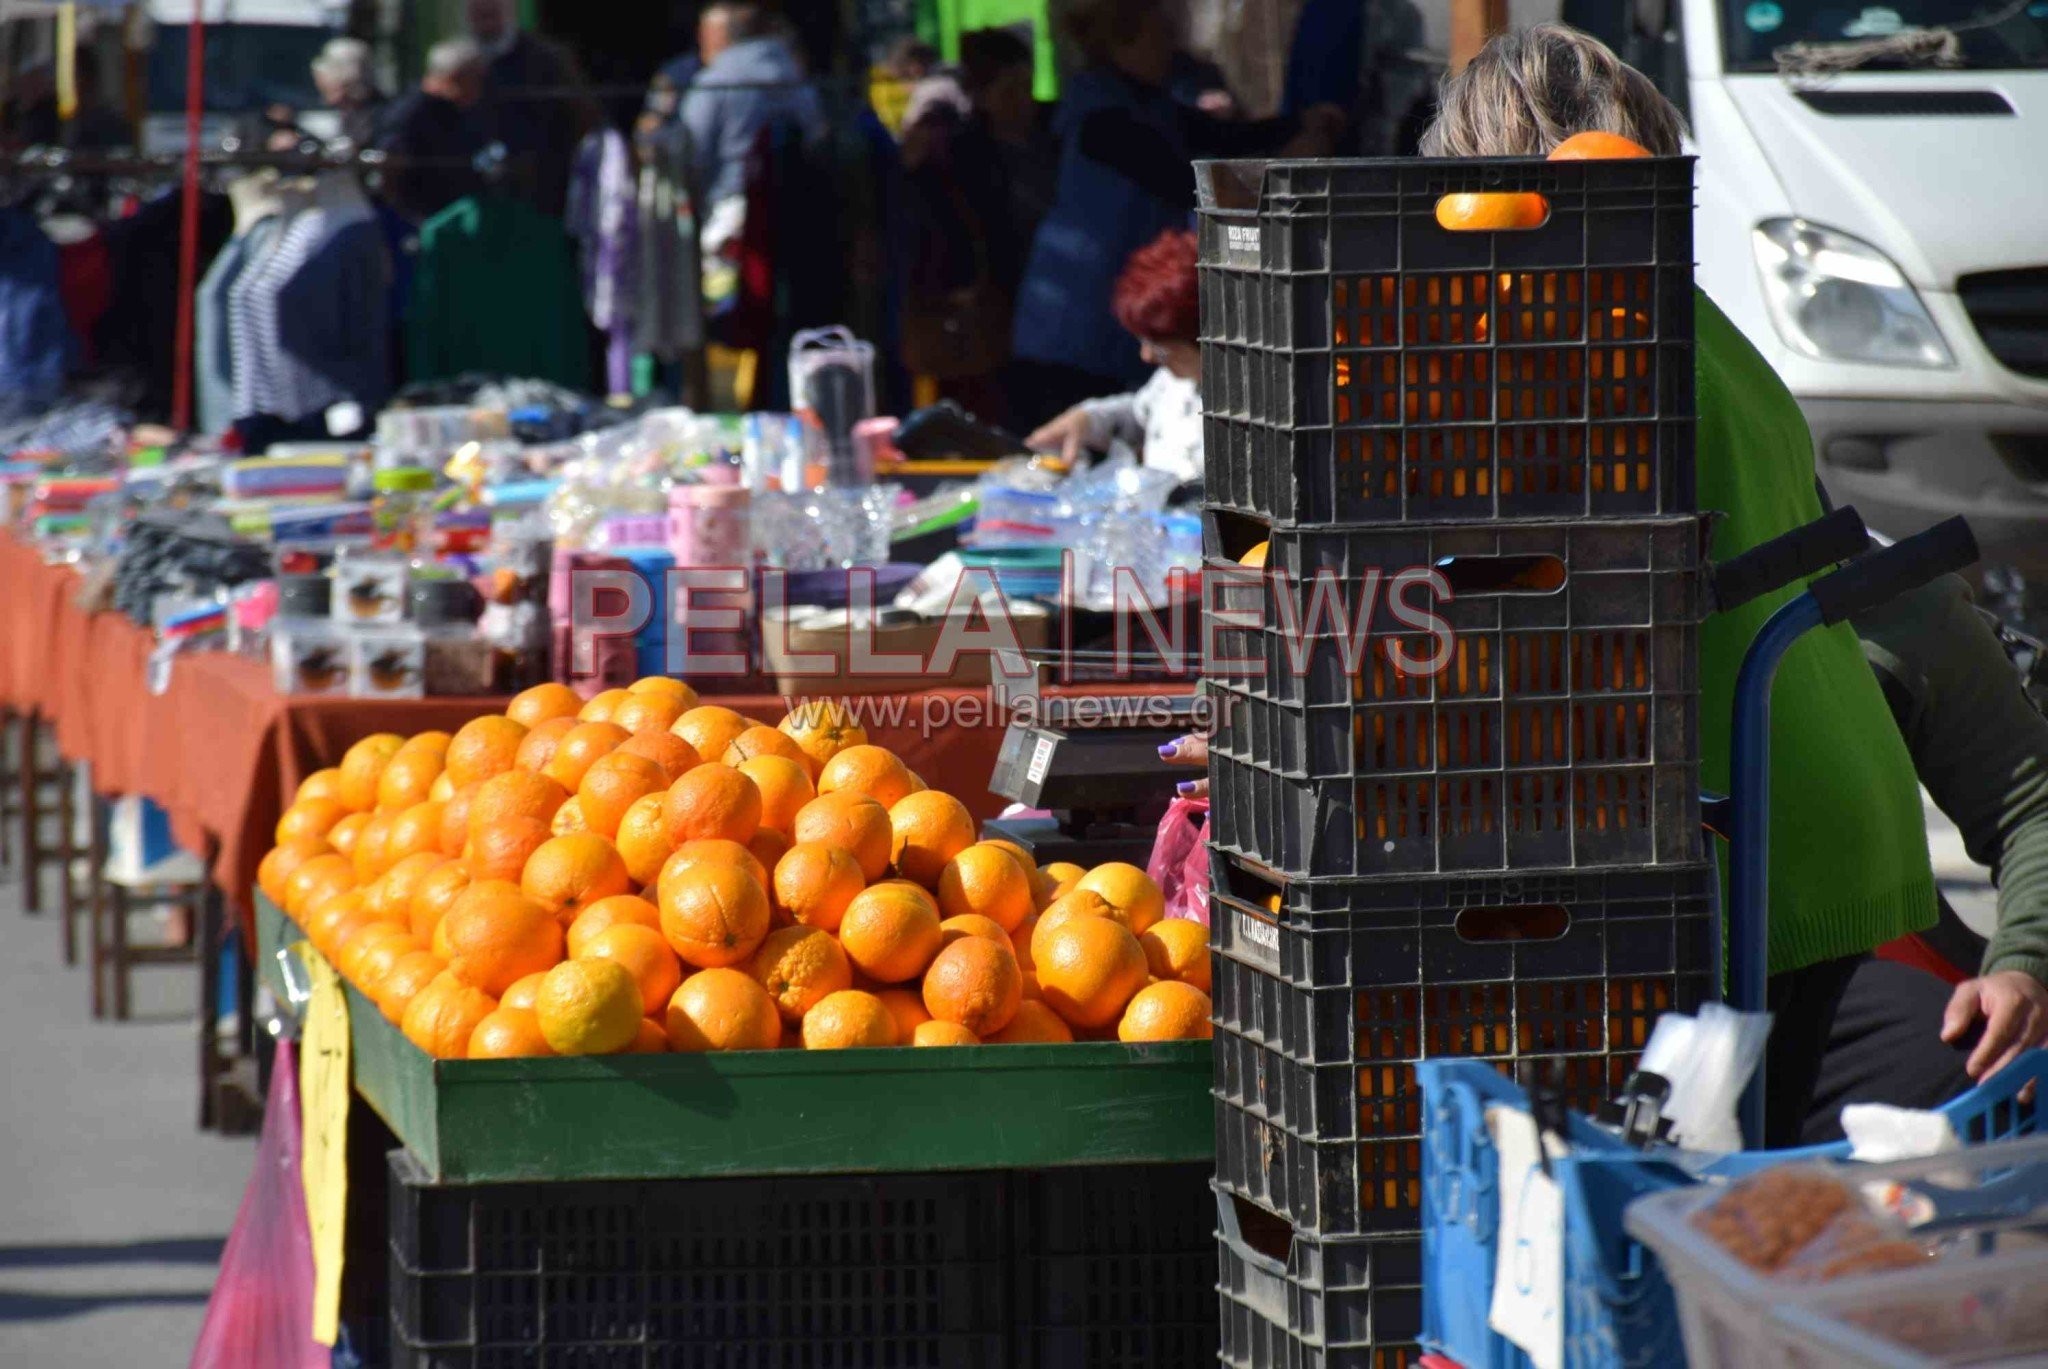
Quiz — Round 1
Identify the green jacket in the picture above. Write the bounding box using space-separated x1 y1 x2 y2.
1694 291 1937 974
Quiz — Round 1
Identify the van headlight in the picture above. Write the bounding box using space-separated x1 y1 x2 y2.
1752 219 1953 368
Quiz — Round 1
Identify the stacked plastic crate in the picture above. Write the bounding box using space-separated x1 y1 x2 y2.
1196 155 1715 1368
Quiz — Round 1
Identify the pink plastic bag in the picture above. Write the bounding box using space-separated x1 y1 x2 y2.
190 1039 327 1369
1148 795 1210 926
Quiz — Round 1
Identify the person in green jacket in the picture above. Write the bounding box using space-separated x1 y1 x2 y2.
1172 22 2048 1145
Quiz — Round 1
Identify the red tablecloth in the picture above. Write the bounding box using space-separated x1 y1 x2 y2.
0 534 1010 939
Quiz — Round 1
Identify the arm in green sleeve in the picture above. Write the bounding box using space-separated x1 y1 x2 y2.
1853 574 2048 985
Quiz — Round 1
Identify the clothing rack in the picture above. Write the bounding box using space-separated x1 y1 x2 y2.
3 143 522 184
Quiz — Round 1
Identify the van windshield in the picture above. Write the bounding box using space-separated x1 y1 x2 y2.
146 23 326 112
1722 0 2048 70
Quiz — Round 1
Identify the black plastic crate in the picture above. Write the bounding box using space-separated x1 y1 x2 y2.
1010 1164 1218 1368
1208 859 1713 1236
1216 1186 1422 1368
1195 156 1695 527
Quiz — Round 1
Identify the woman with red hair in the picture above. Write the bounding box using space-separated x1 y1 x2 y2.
1025 229 1203 481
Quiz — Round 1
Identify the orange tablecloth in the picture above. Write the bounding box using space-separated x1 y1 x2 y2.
0 534 1010 939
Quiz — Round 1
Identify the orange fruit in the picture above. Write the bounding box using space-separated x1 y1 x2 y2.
400 730 452 760
439 784 480 857
296 768 345 805
277 797 349 846
566 894 663 958
659 838 768 892
409 860 473 942
936 844 1034 933
1140 918 1211 992
1075 863 1165 935
922 934 1022 1036
445 716 529 788
543 721 630 791
658 863 771 968
736 755 814 833
468 1006 556 1058
771 842 865 933
1239 541 1270 568
467 770 570 838
401 971 498 1059
306 891 377 959
790 792 892 882
1117 981 1213 1042
466 816 552 883
1031 890 1122 965
1435 192 1549 232
369 851 446 924
259 839 333 906
327 813 370 857
613 794 675 885
501 971 546 1012
376 748 444 812
722 724 810 770
749 925 852 1024
627 1018 670 1053
551 797 589 837
913 1020 980 1047
838 883 943 985
628 675 699 707
374 950 447 1024
507 681 584 729
1035 861 1085 909
980 838 1032 868
817 745 916 808
800 990 897 1049
939 913 1011 947
513 715 580 773
610 691 688 735
337 734 405 812
580 922 685 1017
384 799 447 863
336 920 414 990
747 829 792 890
534 958 644 1055
579 687 632 722
353 810 396 883
1548 130 1652 160
284 853 356 921
521 832 632 919
577 751 668 839
672 706 754 765
778 700 867 771
1036 917 1149 1029
664 967 781 1052
888 791 976 888
875 986 932 1040
989 999 1074 1044
1008 912 1039 979
354 928 427 997
617 730 700 783
661 764 761 845
440 881 566 995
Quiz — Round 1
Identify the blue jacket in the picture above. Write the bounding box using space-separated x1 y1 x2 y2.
0 208 73 409
1011 66 1190 388
683 38 825 206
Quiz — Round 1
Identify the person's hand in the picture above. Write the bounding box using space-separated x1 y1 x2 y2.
1942 968 2048 1081
1281 102 1347 158
1026 406 1093 466
1159 732 1208 798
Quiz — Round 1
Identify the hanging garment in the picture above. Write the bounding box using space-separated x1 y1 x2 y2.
0 207 73 415
566 128 638 395
632 119 704 364
47 219 112 367
195 216 282 436
406 194 591 391
93 190 233 422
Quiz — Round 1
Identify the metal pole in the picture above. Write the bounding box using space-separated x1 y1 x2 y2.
169 0 205 432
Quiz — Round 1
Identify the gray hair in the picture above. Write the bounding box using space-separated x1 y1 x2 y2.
312 37 374 94
425 36 487 81
1419 23 1687 158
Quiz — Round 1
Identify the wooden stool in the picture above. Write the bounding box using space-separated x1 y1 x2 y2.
12 713 74 916
92 847 206 1022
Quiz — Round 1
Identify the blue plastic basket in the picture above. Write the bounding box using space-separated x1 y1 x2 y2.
1416 1048 2048 1369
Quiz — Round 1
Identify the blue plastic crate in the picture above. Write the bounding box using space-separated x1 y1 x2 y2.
1416 1049 2048 1369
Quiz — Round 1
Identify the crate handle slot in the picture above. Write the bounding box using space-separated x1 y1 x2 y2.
1434 192 1551 233
1434 554 1567 597
1455 903 1570 943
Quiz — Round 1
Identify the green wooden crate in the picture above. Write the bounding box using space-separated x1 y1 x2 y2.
256 894 1213 1183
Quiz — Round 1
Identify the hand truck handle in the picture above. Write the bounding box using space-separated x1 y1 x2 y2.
1709 507 1868 614
1808 517 1979 625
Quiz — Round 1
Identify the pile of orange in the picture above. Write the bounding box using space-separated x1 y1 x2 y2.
261 679 1213 1058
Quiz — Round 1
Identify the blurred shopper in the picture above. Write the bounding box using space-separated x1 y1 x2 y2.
682 2 826 208
1008 0 1340 428
464 0 592 217
375 39 489 225
312 37 386 150
1026 230 1202 480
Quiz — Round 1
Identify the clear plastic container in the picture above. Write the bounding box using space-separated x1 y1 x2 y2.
370 466 437 554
